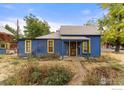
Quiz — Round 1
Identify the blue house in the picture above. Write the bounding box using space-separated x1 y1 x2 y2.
18 25 101 58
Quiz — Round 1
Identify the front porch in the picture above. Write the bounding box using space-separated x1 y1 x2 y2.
63 41 82 56
61 37 91 58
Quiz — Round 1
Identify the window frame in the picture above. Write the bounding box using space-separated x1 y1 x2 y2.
47 40 54 53
0 41 6 49
82 39 91 54
25 40 32 53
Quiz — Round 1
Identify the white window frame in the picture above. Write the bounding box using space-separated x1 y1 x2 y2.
25 40 32 53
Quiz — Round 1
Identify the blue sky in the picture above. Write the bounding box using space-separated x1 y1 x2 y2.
0 3 108 32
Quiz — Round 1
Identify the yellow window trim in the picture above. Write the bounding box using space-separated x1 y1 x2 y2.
47 40 54 53
25 40 32 53
82 41 85 53
88 39 91 53
82 39 91 53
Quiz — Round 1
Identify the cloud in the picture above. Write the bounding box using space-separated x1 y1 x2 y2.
81 9 91 15
80 9 109 24
2 5 14 9
28 8 34 13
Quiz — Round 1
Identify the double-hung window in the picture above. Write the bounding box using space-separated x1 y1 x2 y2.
25 40 32 53
47 40 54 53
82 40 91 53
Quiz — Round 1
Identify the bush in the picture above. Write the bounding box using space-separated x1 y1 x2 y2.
4 63 44 85
80 55 118 63
40 54 60 60
3 63 73 85
10 61 19 65
82 66 120 85
43 66 73 85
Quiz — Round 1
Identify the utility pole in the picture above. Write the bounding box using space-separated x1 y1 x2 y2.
16 19 19 56
17 19 19 40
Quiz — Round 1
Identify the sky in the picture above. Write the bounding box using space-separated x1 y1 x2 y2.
0 3 108 33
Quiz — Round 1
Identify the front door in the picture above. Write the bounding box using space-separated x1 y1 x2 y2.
70 42 76 56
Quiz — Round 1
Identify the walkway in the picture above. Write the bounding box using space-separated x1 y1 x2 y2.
65 57 86 85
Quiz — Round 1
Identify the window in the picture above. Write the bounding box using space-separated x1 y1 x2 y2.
0 41 6 48
82 40 91 53
25 40 32 53
47 40 54 53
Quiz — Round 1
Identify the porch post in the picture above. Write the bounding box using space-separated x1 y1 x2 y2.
69 40 70 56
76 41 77 56
62 40 64 59
80 40 83 56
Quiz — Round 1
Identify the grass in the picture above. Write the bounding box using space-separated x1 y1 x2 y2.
0 52 124 85
117 73 124 85
82 66 121 85
80 53 124 85
10 61 20 65
2 62 73 85
109 63 124 71
80 55 119 63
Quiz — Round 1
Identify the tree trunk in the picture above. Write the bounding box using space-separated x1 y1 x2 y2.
115 41 120 52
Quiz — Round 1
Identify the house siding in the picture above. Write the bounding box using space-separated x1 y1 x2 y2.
18 39 62 57
90 35 101 57
32 39 47 56
18 35 101 57
54 39 62 56
18 40 25 57
0 48 6 54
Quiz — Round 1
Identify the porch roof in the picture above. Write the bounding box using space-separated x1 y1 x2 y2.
61 36 89 40
36 31 60 39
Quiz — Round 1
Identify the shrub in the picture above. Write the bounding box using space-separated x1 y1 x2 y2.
82 66 120 85
3 63 73 85
10 61 19 65
80 55 118 63
42 66 73 85
4 62 44 85
40 54 60 60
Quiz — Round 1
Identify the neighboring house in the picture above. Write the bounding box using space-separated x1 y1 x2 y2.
18 25 101 58
0 26 14 54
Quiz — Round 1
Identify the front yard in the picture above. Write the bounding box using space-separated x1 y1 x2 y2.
0 52 124 85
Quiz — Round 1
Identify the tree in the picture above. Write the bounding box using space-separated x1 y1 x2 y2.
98 4 124 52
24 14 50 38
5 24 16 35
84 18 97 26
5 24 18 42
